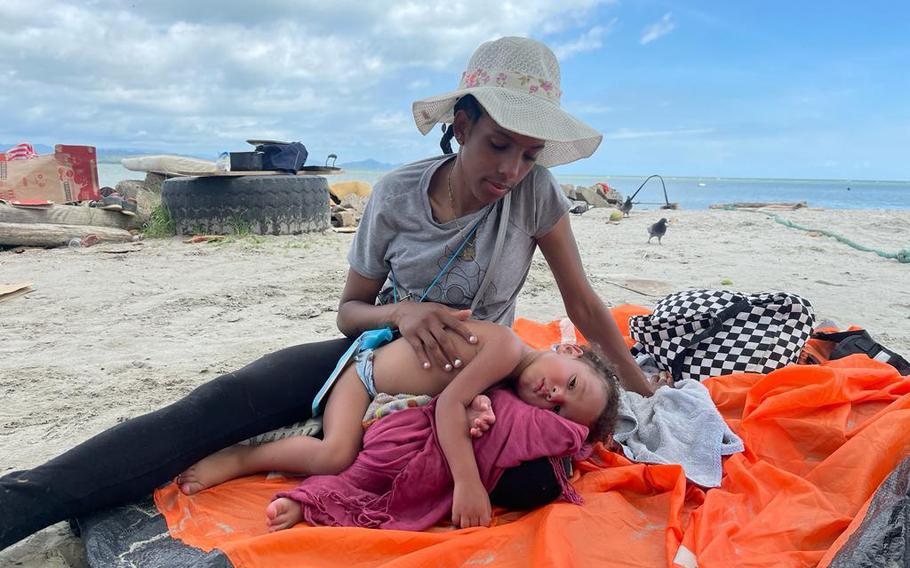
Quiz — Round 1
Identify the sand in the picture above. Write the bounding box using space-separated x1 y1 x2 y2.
1 207 909 566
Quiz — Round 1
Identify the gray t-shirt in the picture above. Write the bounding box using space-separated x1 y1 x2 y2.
348 155 570 325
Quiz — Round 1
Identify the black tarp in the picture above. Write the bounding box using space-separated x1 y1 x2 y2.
829 455 910 567
75 497 232 568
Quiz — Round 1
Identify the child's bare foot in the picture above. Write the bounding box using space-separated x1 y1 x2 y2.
467 394 496 438
266 497 304 531
175 445 251 495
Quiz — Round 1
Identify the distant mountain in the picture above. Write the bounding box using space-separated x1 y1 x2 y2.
0 143 200 163
3 143 398 171
338 159 400 171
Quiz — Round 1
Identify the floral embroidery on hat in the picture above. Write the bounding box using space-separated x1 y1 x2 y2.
458 69 562 102
462 69 490 88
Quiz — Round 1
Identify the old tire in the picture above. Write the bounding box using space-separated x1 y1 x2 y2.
161 175 330 235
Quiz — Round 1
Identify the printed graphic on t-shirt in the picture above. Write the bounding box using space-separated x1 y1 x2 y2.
422 240 495 310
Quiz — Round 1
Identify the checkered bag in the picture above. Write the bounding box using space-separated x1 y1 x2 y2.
629 289 815 382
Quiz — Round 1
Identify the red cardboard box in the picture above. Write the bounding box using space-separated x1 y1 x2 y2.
0 145 101 203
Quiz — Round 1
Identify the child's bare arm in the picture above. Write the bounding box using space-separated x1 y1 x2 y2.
434 326 524 528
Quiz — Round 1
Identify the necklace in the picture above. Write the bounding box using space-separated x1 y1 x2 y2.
446 163 476 261
446 164 461 227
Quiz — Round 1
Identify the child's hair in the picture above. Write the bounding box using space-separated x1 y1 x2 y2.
440 95 485 154
577 345 621 444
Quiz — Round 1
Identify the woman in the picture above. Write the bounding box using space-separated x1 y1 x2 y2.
0 36 652 550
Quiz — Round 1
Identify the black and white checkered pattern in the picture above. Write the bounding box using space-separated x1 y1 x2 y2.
630 289 815 382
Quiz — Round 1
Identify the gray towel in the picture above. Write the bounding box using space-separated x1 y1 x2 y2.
613 379 744 487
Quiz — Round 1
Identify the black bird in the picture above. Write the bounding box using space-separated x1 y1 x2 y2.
620 196 634 216
569 201 590 215
648 218 668 244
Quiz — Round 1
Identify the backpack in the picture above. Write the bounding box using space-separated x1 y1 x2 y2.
256 142 308 172
629 289 815 382
802 329 910 375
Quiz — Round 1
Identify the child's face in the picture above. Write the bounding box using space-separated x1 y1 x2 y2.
514 352 608 427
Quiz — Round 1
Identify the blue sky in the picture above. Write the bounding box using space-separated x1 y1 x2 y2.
2 1 908 180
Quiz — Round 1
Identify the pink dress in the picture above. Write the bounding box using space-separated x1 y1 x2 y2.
276 388 590 530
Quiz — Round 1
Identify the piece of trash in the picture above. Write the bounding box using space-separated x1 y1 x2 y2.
0 282 33 303
183 235 226 244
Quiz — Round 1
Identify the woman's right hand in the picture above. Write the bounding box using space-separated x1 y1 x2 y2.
394 301 477 371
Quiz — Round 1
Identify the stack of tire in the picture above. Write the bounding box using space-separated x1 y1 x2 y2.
162 175 330 235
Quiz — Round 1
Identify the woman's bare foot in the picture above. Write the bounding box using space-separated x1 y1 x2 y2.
175 445 252 495
266 497 304 531
467 394 496 438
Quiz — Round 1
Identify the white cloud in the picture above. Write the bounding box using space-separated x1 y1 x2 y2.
640 12 676 45
552 20 616 60
607 127 713 140
407 79 431 90
368 112 414 134
567 102 614 115
0 0 617 158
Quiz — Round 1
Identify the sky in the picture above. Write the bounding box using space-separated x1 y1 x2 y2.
2 1 908 180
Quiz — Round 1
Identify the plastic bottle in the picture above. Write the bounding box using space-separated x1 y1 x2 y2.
215 152 231 172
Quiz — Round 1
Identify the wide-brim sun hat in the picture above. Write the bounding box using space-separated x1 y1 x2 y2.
412 36 603 168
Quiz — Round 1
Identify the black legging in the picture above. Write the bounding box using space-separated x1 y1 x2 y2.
0 338 558 550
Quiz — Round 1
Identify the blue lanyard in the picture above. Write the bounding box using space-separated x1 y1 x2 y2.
389 210 489 305
312 210 488 417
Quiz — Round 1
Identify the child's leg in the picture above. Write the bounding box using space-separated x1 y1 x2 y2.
177 370 370 494
266 497 303 531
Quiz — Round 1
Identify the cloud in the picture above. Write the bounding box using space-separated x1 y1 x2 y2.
567 101 614 115
552 20 616 60
607 127 713 140
640 12 676 45
0 0 616 158
407 79 431 90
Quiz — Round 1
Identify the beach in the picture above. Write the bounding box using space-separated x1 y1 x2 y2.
1 207 909 566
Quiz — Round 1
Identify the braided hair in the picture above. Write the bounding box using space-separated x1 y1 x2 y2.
440 95 485 154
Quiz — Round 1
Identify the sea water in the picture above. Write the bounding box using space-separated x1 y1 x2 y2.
98 163 909 210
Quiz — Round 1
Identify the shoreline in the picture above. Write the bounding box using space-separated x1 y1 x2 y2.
1 207 909 566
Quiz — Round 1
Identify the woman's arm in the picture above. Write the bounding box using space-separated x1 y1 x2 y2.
435 325 524 527
336 268 477 370
537 215 655 396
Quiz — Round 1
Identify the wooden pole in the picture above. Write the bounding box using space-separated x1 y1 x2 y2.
0 222 133 247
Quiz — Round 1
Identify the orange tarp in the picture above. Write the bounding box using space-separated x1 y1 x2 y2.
155 306 910 567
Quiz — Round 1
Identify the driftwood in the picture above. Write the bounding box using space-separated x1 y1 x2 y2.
709 201 807 211
0 203 137 230
0 222 133 247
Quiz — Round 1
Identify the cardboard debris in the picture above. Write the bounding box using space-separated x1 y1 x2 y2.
0 145 101 203
0 282 33 303
183 235 226 244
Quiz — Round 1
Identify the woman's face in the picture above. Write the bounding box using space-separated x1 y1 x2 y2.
453 111 545 207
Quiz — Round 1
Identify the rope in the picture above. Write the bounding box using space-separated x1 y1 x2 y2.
724 206 910 263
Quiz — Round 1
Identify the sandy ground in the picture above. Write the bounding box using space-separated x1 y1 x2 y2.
1 207 909 566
